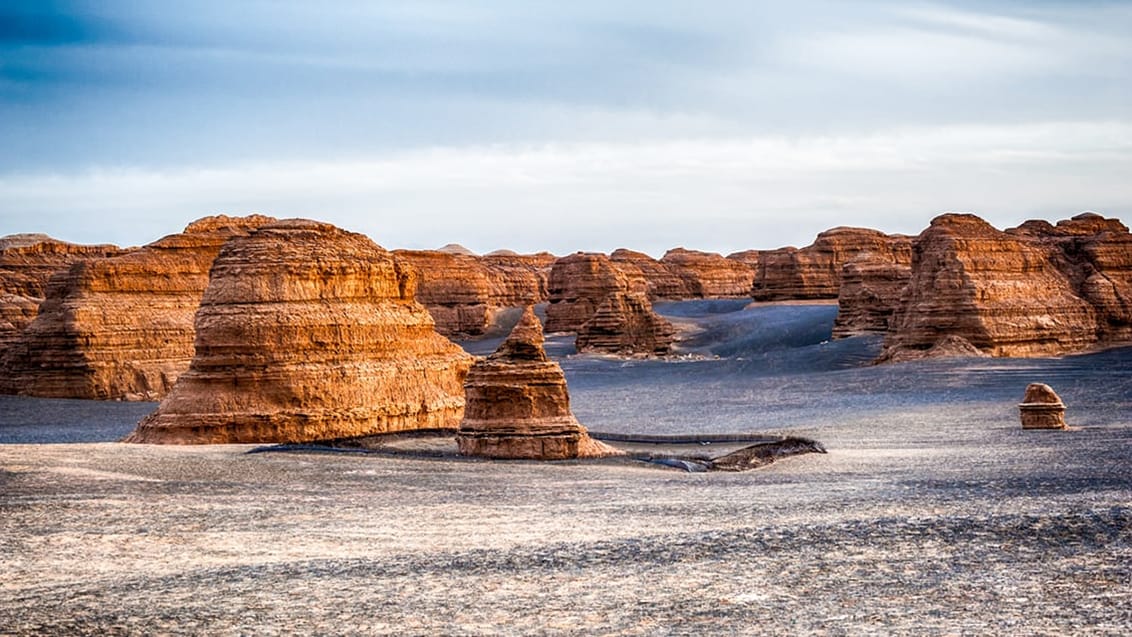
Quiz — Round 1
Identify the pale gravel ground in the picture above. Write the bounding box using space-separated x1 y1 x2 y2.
2 405 1130 636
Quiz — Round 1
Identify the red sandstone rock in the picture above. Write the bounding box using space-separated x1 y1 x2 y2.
660 248 754 298
610 249 693 300
456 307 619 459
126 219 473 444
754 228 912 301
1019 382 1067 430
544 252 638 333
0 215 274 400
576 291 676 356
0 235 123 356
832 252 913 338
394 249 554 338
879 214 1099 361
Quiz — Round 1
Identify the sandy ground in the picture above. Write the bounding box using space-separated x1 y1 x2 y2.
2 407 1130 636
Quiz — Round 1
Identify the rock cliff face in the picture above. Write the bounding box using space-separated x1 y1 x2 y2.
394 249 554 338
754 228 913 301
660 248 755 298
0 235 123 355
879 214 1100 361
544 252 638 333
575 291 676 355
127 219 473 444
456 307 619 459
0 215 274 400
832 252 913 338
609 249 693 300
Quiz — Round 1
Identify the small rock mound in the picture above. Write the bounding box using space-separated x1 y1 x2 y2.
1019 382 1067 430
456 307 620 460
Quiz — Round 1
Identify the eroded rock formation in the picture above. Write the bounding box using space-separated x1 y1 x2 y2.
127 219 473 444
832 252 913 338
394 249 554 338
0 215 274 400
0 235 123 356
879 214 1100 361
576 291 676 355
544 252 639 333
456 307 619 459
1019 383 1067 430
660 248 755 298
754 228 913 301
610 249 692 300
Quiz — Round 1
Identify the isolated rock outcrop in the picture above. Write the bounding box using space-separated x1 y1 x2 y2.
127 219 473 444
0 215 273 400
544 252 640 333
754 228 913 301
456 307 619 459
832 252 913 337
394 249 553 338
660 248 755 298
576 291 676 355
0 235 123 356
1019 383 1067 430
879 214 1099 361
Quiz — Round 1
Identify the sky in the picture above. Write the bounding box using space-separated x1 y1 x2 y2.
1 0 1130 256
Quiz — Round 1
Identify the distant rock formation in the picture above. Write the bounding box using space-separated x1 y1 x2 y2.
394 249 553 338
660 248 755 298
0 215 273 400
832 252 913 338
544 252 638 333
576 291 676 355
879 213 1102 362
610 249 693 300
1019 383 1067 430
0 235 123 356
127 219 473 444
754 228 913 301
456 307 619 459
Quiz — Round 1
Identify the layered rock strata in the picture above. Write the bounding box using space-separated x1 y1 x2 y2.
456 307 619 460
832 252 913 337
753 228 913 301
575 291 675 356
879 214 1100 361
610 249 694 300
127 219 474 444
544 252 640 333
660 248 755 298
0 235 123 355
0 215 273 400
394 249 554 338
1019 383 1067 430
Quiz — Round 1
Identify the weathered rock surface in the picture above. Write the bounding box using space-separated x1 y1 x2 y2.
0 215 274 400
754 228 913 301
610 249 693 300
660 248 755 298
544 252 639 333
879 214 1100 361
832 252 913 338
0 235 123 355
456 307 619 459
576 291 676 355
393 249 554 338
1019 382 1067 430
127 219 473 444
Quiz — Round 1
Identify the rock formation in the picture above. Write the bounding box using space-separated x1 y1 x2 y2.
753 228 913 301
832 252 913 338
0 215 274 400
660 248 755 298
456 307 619 459
126 219 474 444
0 235 123 356
393 249 554 338
1019 383 1067 430
879 214 1100 361
544 252 640 333
575 291 676 355
610 249 693 300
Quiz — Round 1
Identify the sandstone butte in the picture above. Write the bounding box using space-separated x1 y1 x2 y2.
0 215 275 400
126 219 473 444
751 227 913 301
609 249 693 300
393 248 554 338
831 251 914 338
544 252 643 333
575 291 676 356
456 306 620 460
878 212 1131 362
0 234 124 357
660 248 756 298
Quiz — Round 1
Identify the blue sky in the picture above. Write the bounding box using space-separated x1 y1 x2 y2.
1 0 1130 255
